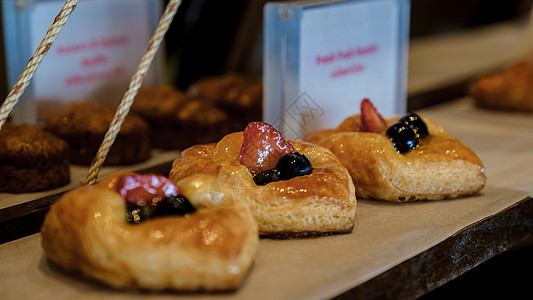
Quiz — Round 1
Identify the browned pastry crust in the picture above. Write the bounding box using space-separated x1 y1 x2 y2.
169 132 357 237
304 115 486 202
0 123 70 193
469 59 533 111
132 85 230 149
40 172 259 291
41 101 151 165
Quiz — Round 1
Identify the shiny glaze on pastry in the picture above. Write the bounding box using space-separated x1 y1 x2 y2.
170 132 357 238
304 115 486 202
41 172 258 291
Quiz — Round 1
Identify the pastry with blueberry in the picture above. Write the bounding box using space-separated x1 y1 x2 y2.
303 99 486 202
41 172 258 291
170 121 357 238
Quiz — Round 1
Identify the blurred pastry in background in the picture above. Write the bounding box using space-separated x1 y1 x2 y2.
41 101 151 165
188 73 263 130
0 123 70 193
132 85 230 149
469 58 533 111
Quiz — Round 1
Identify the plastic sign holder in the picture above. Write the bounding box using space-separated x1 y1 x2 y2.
264 0 410 139
2 0 163 124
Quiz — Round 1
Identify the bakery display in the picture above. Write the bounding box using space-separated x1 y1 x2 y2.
188 73 263 130
303 99 486 202
469 58 533 111
130 74 262 150
0 123 70 193
40 172 258 291
170 122 357 238
2 2 531 296
132 85 231 149
40 101 151 165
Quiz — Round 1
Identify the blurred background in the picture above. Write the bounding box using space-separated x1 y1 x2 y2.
161 0 533 88
1 0 533 96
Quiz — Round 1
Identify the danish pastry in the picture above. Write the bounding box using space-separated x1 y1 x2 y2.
169 122 357 238
303 99 486 202
469 58 533 111
41 172 258 291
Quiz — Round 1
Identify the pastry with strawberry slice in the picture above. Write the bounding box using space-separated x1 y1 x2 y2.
303 99 486 202
170 122 356 238
41 172 258 291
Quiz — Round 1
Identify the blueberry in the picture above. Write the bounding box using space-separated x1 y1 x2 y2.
254 169 282 185
398 112 429 138
252 152 313 185
275 152 313 180
386 123 419 153
153 195 197 217
125 204 152 224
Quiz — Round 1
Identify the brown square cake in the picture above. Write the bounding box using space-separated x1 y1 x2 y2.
40 101 151 165
0 123 70 193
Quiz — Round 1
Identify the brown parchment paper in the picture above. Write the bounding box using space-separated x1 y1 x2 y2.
0 185 528 300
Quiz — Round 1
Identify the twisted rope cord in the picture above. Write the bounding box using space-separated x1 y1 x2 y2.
85 0 182 185
0 0 78 130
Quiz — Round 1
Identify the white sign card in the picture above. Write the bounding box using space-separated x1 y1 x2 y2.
264 0 410 139
2 0 163 123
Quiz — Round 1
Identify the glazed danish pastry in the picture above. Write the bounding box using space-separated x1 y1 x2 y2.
169 122 357 238
303 99 486 202
41 172 258 291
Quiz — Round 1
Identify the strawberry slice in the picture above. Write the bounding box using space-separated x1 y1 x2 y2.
115 174 180 205
360 98 388 133
239 122 294 176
